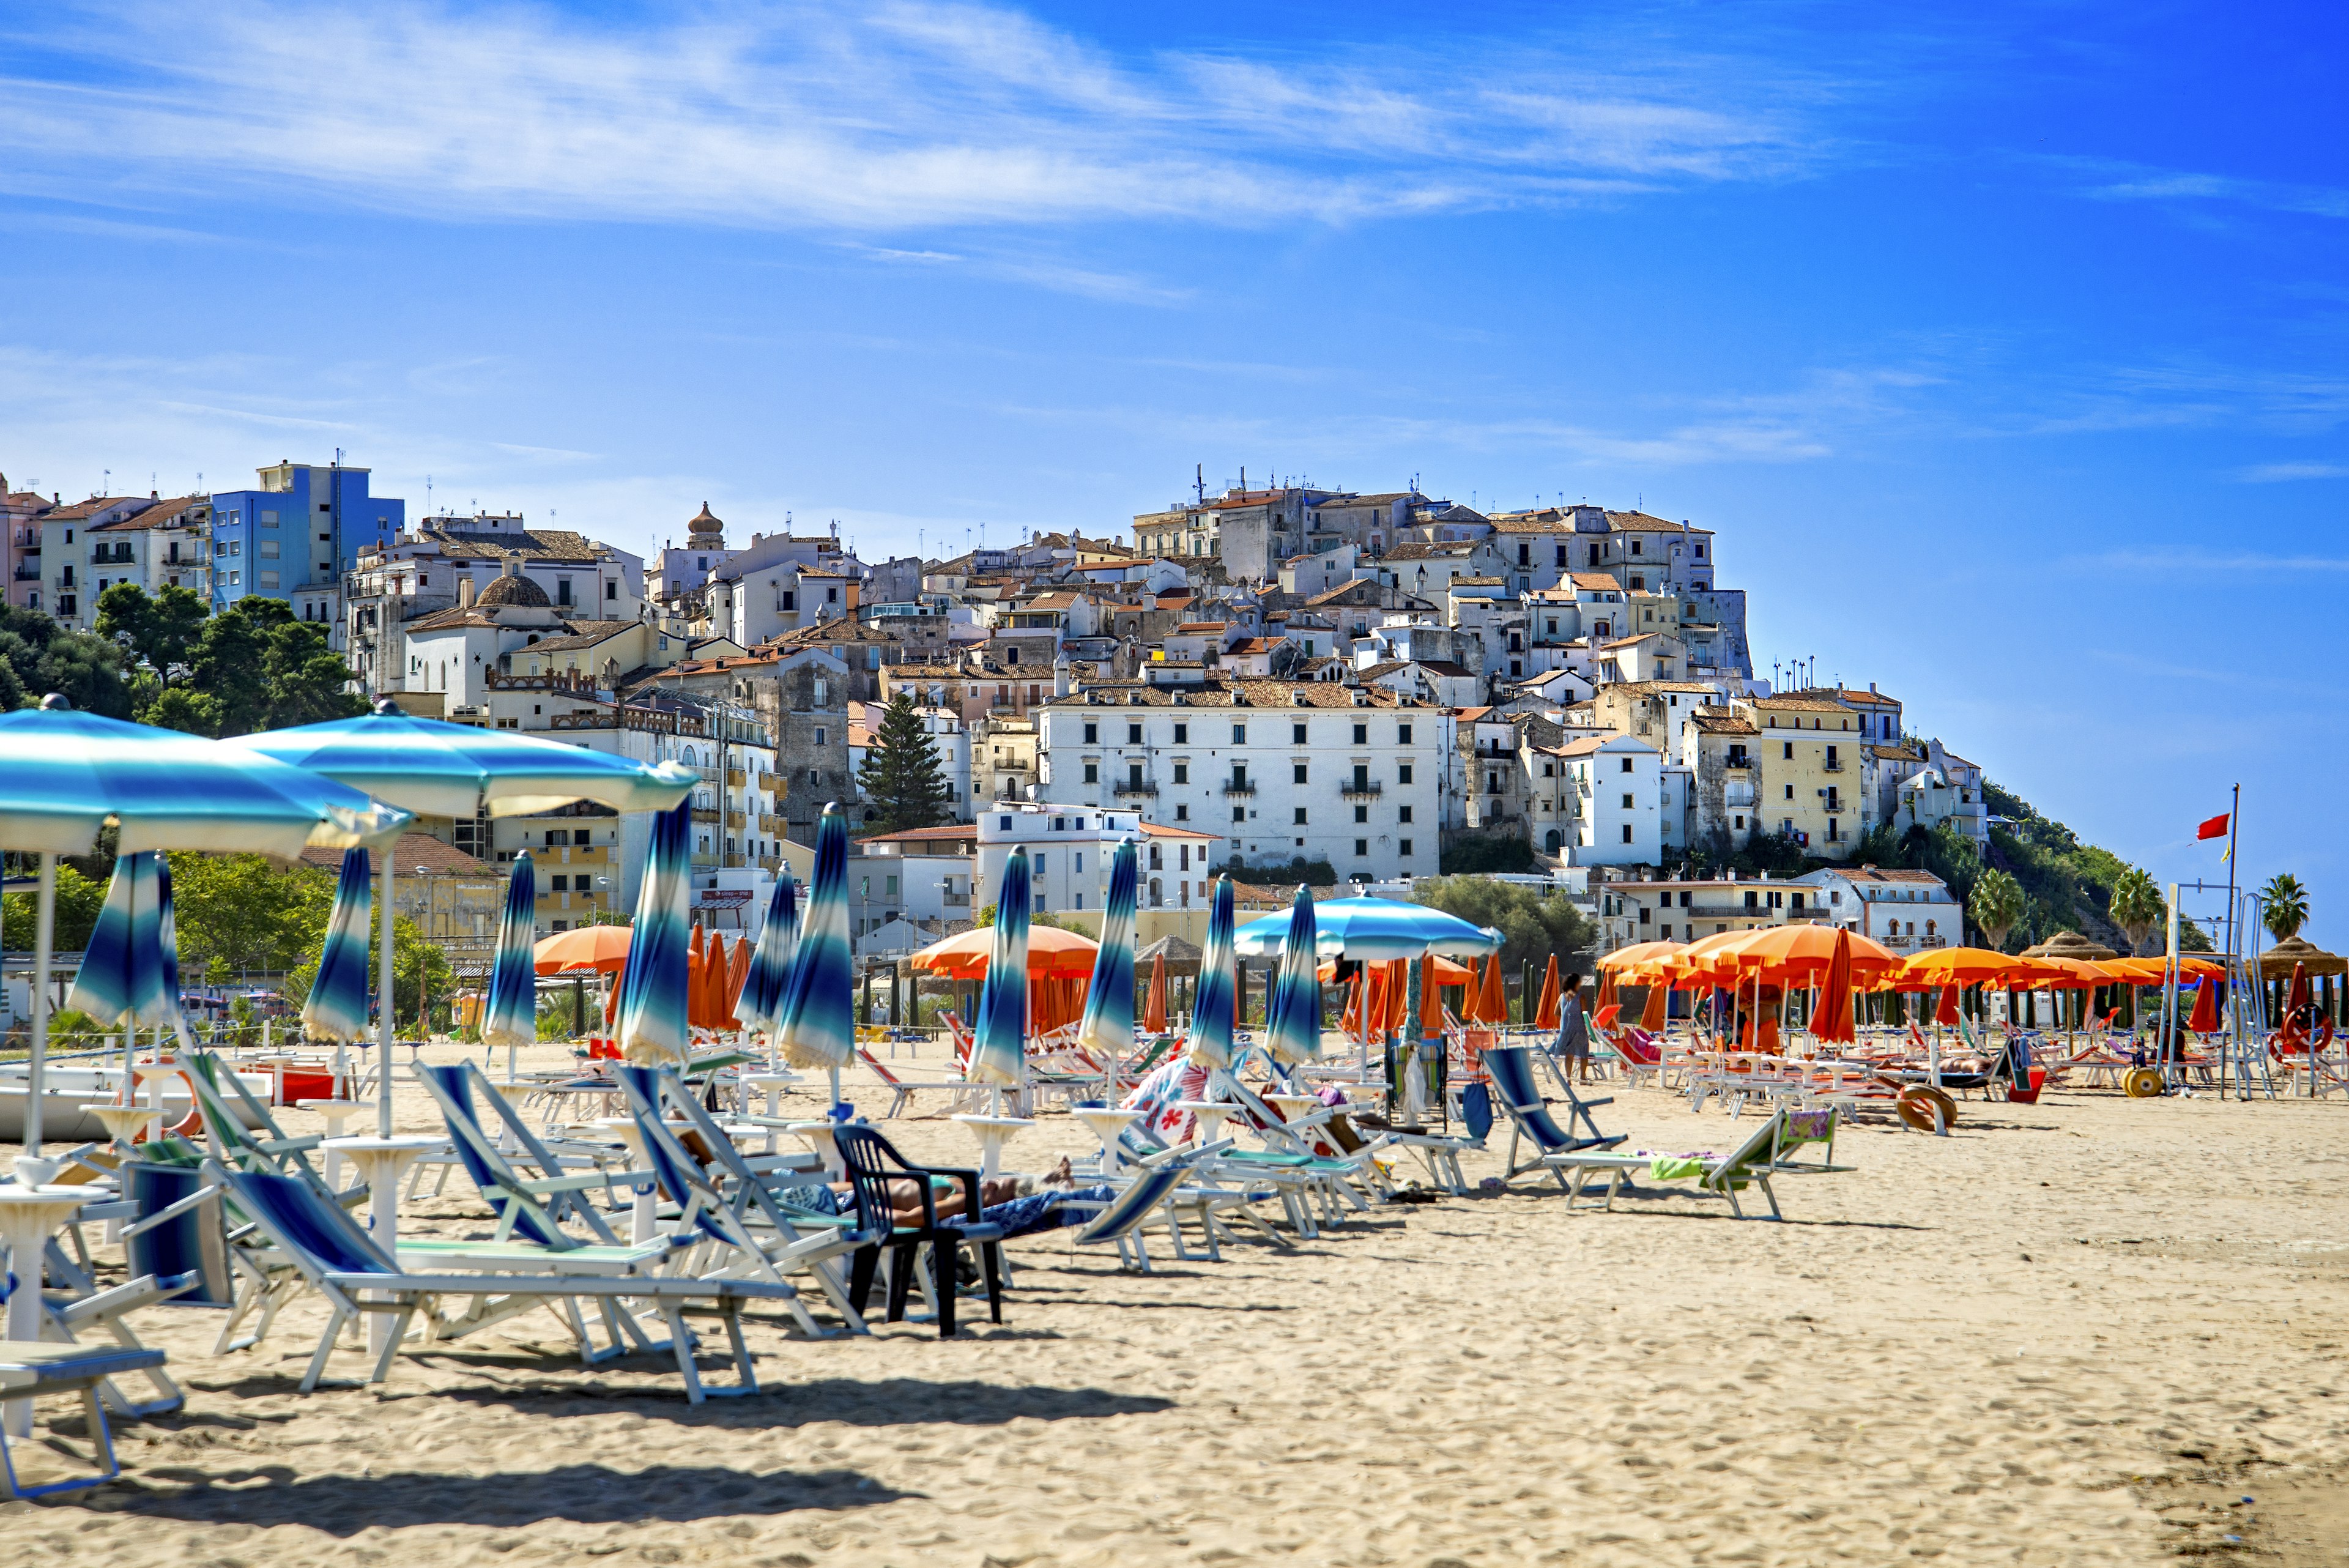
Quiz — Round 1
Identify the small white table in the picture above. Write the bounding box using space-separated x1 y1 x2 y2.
786 1121 845 1178
592 1117 668 1245
1072 1105 1142 1175
951 1113 1035 1182
321 1135 440 1355
131 1061 183 1146
1176 1100 1237 1148
1264 1092 1328 1146
0 1186 93 1436
298 1099 369 1191
485 1081 537 1151
740 1072 802 1151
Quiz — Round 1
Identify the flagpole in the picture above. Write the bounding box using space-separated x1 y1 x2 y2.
2222 782 2240 1098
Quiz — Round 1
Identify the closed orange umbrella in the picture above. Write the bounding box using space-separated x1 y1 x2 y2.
1935 983 1961 1026
1534 956 1562 1031
1143 954 1168 1034
1477 954 1505 1025
700 934 738 1031
1639 975 1668 1031
1382 959 1408 1034
725 931 752 1017
2187 973 2220 1033
1419 957 1444 1039
1811 927 1855 1045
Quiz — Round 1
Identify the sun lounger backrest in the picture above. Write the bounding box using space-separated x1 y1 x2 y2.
1072 1164 1188 1246
122 1162 233 1307
1710 1109 1792 1183
416 1065 573 1250
228 1168 396 1277
1460 1081 1493 1142
1483 1047 1572 1152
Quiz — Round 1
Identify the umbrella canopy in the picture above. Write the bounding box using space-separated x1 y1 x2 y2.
2258 935 2347 982
774 804 855 1072
301 847 376 1044
1703 923 1902 984
699 934 739 1032
1534 956 1562 1032
968 847 1031 1086
910 921 1098 979
535 923 632 975
1598 941 1685 972
477 851 540 1049
2106 954 2226 984
1188 876 1239 1068
1076 838 1139 1060
1142 953 1169 1034
1811 927 1857 1044
1230 896 1501 961
67 852 179 1031
686 925 709 1029
1264 885 1324 1065
737 872 799 1038
615 801 693 1066
1896 946 2035 988
221 704 696 820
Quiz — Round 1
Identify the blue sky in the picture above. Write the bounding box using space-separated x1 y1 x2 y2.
4 2 2344 942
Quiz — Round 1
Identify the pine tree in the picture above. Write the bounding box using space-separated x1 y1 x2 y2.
859 691 952 833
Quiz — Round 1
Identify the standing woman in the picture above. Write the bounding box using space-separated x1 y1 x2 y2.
1553 970 1592 1083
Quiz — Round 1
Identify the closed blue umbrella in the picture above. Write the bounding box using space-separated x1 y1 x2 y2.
968 848 1030 1088
616 803 692 1067
1263 884 1324 1066
1075 838 1138 1076
479 850 540 1079
1231 896 1501 962
738 870 798 1044
774 806 853 1078
1187 875 1238 1069
0 699 408 1169
67 852 175 1032
225 700 694 1135
301 849 376 1094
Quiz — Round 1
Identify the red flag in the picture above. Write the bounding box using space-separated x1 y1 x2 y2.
2195 812 2230 841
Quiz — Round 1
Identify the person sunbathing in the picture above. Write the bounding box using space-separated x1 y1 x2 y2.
779 1156 1110 1238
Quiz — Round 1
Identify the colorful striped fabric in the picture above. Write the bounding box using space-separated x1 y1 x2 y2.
738 871 798 1041
1075 837 1138 1061
1263 883 1325 1065
0 702 412 856
617 802 693 1066
1229 895 1502 962
968 847 1031 1087
774 805 853 1071
67 852 177 1029
221 703 696 818
301 847 376 1044
478 850 540 1049
1187 875 1238 1069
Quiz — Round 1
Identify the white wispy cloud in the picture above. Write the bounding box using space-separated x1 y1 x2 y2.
2067 160 2349 222
0 1 1828 234
2240 460 2349 483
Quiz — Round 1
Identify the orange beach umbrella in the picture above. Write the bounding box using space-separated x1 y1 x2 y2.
1533 956 1562 1032
1143 954 1168 1034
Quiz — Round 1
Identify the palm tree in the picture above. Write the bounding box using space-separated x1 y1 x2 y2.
2260 873 2309 942
1969 869 2026 952
2108 867 2165 957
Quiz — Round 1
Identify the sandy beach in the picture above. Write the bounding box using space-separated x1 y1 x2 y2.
10 1044 2347 1566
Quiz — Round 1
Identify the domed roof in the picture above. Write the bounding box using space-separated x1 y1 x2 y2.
688 502 724 538
476 571 552 609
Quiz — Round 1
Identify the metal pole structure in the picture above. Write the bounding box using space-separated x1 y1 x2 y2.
2223 783 2241 1094
377 853 398 1136
2161 882 2181 1073
21 852 58 1173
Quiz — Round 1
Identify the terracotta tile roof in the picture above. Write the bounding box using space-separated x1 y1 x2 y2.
46 496 150 522
420 525 605 564
299 832 491 876
94 495 204 530
1568 573 1623 591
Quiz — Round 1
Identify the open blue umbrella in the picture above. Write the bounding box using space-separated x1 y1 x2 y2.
738 870 798 1044
479 850 540 1077
968 847 1030 1089
0 698 409 1169
301 849 376 1097
1231 896 1501 961
1263 884 1324 1066
616 803 692 1067
1187 875 1238 1070
1075 838 1138 1079
774 806 853 1078
224 700 695 1134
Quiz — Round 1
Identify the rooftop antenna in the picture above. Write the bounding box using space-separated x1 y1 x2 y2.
1195 463 1204 505
103 467 111 496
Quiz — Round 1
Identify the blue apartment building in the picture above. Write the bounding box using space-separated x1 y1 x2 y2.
210 459 405 623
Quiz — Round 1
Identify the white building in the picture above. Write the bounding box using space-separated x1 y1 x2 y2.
1030 680 1442 884
1557 733 1663 866
975 803 1225 913
1794 866 1960 953
86 495 210 615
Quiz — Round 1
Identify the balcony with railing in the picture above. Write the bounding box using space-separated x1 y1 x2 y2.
1221 778 1256 797
1339 781 1383 800
1112 779 1159 797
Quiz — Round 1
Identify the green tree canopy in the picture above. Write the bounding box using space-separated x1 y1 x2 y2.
284 911 451 1030
97 582 209 681
1412 875 1595 979
857 691 952 833
0 861 109 951
35 630 132 718
1969 868 2026 951
187 597 365 735
2108 867 2165 956
166 852 338 978
2259 873 2309 942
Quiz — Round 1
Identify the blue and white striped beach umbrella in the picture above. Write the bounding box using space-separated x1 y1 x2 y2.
1075 837 1137 1062
478 850 540 1050
1230 895 1502 962
301 847 376 1044
968 847 1031 1087
774 806 853 1072
738 870 799 1041
1187 875 1238 1070
154 852 181 1031
67 852 177 1030
616 803 693 1067
1263 883 1325 1065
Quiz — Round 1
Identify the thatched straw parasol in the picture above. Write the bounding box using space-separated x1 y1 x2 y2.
2021 930 2118 963
2257 935 2347 983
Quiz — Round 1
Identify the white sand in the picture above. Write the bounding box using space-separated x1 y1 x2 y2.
11 1039 2347 1565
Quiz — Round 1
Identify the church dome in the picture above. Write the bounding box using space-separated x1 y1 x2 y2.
688 502 724 543
476 571 552 609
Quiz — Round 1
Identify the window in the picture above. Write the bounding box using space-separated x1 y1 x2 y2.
1294 808 1308 825
259 571 280 589
1621 824 1633 843
1734 814 1745 830
1127 723 1142 744
1173 723 1188 743
1233 806 1245 823
1173 762 1189 784
813 727 826 746
1083 721 1097 744
1398 804 1412 823
1784 784 1795 800
1783 741 1794 760
607 579 617 601
1659 923 1672 938
1791 892 1805 910
1620 756 1633 773
1397 723 1411 744
1398 838 1412 856
1354 838 1368 857
1232 723 1246 744
1292 722 1308 744
1175 803 1189 820
1621 792 1633 809
1827 818 1839 841
1293 764 1308 784
1745 890 1759 909
781 590 796 611
1398 764 1413 784
557 577 573 606
259 539 280 557
551 875 568 892
1639 906 1650 925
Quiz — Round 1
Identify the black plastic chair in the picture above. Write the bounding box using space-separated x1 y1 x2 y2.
831 1126 1004 1337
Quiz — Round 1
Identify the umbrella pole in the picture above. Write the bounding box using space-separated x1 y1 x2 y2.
18 852 56 1176
377 857 396 1137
